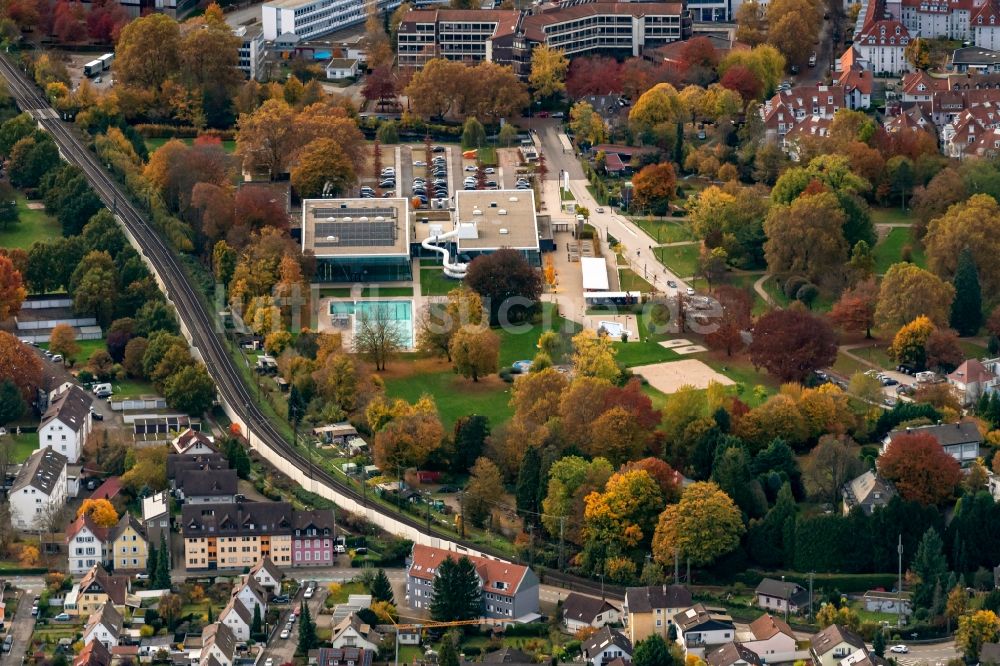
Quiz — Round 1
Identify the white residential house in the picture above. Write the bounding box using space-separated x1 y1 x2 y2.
737 615 798 662
582 627 633 666
754 578 809 614
330 614 383 652
232 578 267 618
201 622 237 666
66 514 111 575
249 558 283 597
83 603 123 649
563 592 621 633
674 605 736 658
171 429 218 456
854 20 910 74
810 624 867 666
39 385 92 464
10 448 68 531
219 598 254 642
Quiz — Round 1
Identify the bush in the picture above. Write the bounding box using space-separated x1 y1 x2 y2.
783 276 808 299
503 623 549 637
499 368 514 383
796 283 819 307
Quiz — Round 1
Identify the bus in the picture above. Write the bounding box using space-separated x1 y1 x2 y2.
83 60 102 77
98 53 114 70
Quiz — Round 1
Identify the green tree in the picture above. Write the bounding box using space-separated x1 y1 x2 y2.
461 117 486 149
912 527 949 610
251 604 263 637
439 633 460 666
297 600 317 655
370 569 394 604
515 446 542 522
887 155 915 209
164 365 216 416
146 540 158 582
376 121 399 144
430 556 483 621
0 378 25 425
451 414 489 474
950 247 983 336
872 628 886 657
632 634 673 666
155 533 170 588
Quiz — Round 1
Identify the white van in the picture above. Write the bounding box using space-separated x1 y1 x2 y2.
51 354 63 364
93 383 112 398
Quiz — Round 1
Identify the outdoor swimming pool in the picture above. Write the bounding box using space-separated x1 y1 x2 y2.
329 300 414 348
314 50 332 60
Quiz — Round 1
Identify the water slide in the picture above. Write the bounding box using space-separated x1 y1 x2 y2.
422 227 468 279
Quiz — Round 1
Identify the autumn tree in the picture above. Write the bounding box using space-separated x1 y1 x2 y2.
355 302 405 371
0 255 26 320
48 324 79 365
464 249 542 324
464 457 503 527
591 406 648 466
417 287 483 361
362 65 397 107
888 315 935 369
925 327 964 372
449 325 499 382
114 13 181 89
764 192 848 285
803 435 863 502
529 45 568 99
749 309 838 382
878 431 961 505
735 0 767 46
829 278 878 338
290 138 356 199
652 481 744 566
620 457 681 502
718 44 786 95
510 366 569 430
568 101 607 147
926 194 1000 301
373 411 444 471
541 456 614 544
629 83 683 146
632 163 677 215
77 498 119 528
719 64 763 102
704 285 752 356
905 37 932 70
572 330 619 383
957 610 1000 662
583 470 664 553
0 332 42 403
687 184 768 266
875 262 955 329
566 56 624 98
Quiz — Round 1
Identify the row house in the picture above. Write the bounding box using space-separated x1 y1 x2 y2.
673 604 736 658
292 510 336 567
201 622 237 666
83 603 122 650
406 544 540 620
66 564 137 618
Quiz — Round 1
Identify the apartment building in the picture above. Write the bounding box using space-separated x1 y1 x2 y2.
397 9 521 68
10 448 68 532
39 384 92 464
396 2 693 74
236 25 267 81
262 0 402 41
406 544 540 620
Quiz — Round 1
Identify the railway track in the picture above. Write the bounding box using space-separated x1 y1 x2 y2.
0 55 620 599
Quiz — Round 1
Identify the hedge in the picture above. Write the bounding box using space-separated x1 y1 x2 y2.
134 124 236 141
731 570 899 593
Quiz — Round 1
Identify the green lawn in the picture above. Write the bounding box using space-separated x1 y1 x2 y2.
6 433 37 463
654 243 701 279
38 338 106 365
112 379 157 399
476 146 498 166
632 218 695 243
420 268 460 296
848 343 895 371
144 137 236 153
871 207 914 225
874 228 925 274
960 339 987 358
326 580 367 605
495 302 580 367
619 268 654 293
610 307 681 367
761 274 835 312
832 349 871 378
702 357 777 406
0 196 62 251
320 286 414 298
383 369 513 428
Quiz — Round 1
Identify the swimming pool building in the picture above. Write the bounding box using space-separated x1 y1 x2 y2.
302 192 542 283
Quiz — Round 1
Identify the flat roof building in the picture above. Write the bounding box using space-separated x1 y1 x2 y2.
262 0 402 41
453 189 540 265
302 198 413 282
397 9 522 69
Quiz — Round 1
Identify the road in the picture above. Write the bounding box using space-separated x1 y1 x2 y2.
7 588 35 666
259 587 329 666
524 118 690 296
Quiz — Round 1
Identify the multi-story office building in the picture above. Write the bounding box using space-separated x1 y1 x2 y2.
236 25 267 81
262 0 402 41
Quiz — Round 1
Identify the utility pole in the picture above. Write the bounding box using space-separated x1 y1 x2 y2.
674 550 680 584
808 572 815 620
782 575 788 624
558 517 566 570
897 534 903 629
459 492 465 538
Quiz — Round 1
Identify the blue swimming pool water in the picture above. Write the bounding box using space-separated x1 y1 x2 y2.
330 300 414 348
314 50 332 60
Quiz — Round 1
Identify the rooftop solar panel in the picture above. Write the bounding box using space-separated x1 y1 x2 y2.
314 220 397 247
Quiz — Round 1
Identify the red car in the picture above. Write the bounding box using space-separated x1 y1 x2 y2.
537 111 549 118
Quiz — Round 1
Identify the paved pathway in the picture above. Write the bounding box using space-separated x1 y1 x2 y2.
753 274 773 306
8 588 35 666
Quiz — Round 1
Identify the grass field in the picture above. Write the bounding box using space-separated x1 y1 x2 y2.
320 287 414 298
38 338 106 365
5 433 37 463
610 307 681 367
874 228 925 274
0 196 61 251
144 137 236 153
619 268 654 293
112 379 157 399
761 274 835 312
632 218 695 243
383 367 513 428
420 268 459 296
871 207 914 225
654 243 701 279
496 303 579 366
832 349 872 378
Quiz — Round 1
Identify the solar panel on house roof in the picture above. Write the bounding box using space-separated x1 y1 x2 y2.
314 220 397 247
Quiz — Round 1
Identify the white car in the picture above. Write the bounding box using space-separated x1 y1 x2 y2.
413 161 426 167
596 207 605 213
265 659 274 666
465 165 477 172
280 629 291 640
889 646 908 654
484 168 495 174
686 287 695 296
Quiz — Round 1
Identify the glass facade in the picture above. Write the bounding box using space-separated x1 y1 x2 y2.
315 256 413 282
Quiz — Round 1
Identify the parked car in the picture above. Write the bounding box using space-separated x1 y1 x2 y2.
413 161 426 167
90 407 104 421
53 613 71 622
438 485 458 493
484 168 495 174
272 595 290 604
596 207 605 213
334 544 347 554
667 280 677 288
686 287 695 296
135 573 149 580
889 646 908 654
433 145 446 152
465 165 477 172
280 629 290 640
265 659 274 666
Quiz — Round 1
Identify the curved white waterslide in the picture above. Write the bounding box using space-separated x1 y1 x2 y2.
422 228 468 279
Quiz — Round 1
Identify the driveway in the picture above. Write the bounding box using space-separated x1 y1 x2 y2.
259 585 329 666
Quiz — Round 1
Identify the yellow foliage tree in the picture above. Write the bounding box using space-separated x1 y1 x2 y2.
652 481 744 566
528 45 568 99
77 498 119 528
572 330 619 383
